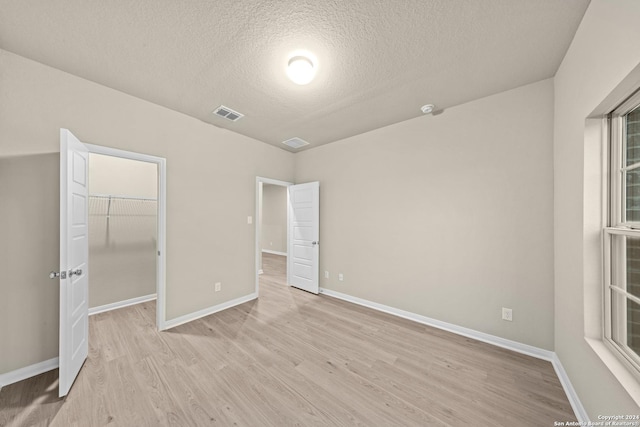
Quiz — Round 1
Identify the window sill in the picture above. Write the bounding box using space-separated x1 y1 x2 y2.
585 337 640 406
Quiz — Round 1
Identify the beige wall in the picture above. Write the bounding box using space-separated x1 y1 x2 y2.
89 153 157 198
0 154 60 374
88 154 158 308
261 184 287 254
0 49 294 374
554 0 640 415
296 78 555 350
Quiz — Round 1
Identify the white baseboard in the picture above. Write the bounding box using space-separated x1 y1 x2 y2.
162 292 258 331
318 287 586 421
551 353 590 423
89 293 157 316
262 249 287 256
319 288 553 360
0 357 59 389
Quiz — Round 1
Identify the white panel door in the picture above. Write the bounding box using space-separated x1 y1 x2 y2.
58 129 89 397
288 182 319 294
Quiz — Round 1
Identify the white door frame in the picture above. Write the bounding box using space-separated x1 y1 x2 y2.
86 143 168 331
255 176 292 294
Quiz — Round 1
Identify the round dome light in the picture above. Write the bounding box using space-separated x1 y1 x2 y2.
287 55 316 85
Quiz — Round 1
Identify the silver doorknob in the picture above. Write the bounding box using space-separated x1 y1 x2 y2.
49 271 67 279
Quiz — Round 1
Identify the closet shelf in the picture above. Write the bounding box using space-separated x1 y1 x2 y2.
89 194 157 219
89 193 157 202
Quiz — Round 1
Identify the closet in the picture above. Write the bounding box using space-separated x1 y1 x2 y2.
88 154 158 311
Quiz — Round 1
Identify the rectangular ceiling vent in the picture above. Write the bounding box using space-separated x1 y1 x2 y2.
282 137 310 149
213 105 244 122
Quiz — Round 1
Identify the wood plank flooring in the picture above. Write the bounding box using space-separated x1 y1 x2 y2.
0 253 576 426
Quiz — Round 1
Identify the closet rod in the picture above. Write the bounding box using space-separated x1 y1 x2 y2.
89 193 157 202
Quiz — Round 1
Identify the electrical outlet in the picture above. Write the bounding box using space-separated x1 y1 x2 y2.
324 271 329 279
502 307 513 321
215 282 221 292
338 273 344 281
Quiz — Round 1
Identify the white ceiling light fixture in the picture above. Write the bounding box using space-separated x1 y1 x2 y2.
286 52 317 85
421 104 435 114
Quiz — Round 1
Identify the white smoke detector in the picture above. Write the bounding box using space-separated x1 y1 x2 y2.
421 104 435 114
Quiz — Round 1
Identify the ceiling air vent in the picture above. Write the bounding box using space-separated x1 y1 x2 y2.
213 105 244 122
282 137 310 149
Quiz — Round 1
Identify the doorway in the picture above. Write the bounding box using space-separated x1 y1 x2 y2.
255 177 292 295
58 131 167 397
88 153 157 315
86 143 167 329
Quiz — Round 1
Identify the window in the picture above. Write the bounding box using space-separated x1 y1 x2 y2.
605 89 640 377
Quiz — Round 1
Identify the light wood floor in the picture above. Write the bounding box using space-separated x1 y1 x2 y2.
0 253 576 426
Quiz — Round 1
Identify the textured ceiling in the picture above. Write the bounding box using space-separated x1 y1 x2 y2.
0 0 590 152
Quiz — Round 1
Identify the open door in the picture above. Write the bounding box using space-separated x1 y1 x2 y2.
288 182 320 294
58 129 89 397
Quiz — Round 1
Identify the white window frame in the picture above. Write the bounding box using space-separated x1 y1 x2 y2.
604 88 640 380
